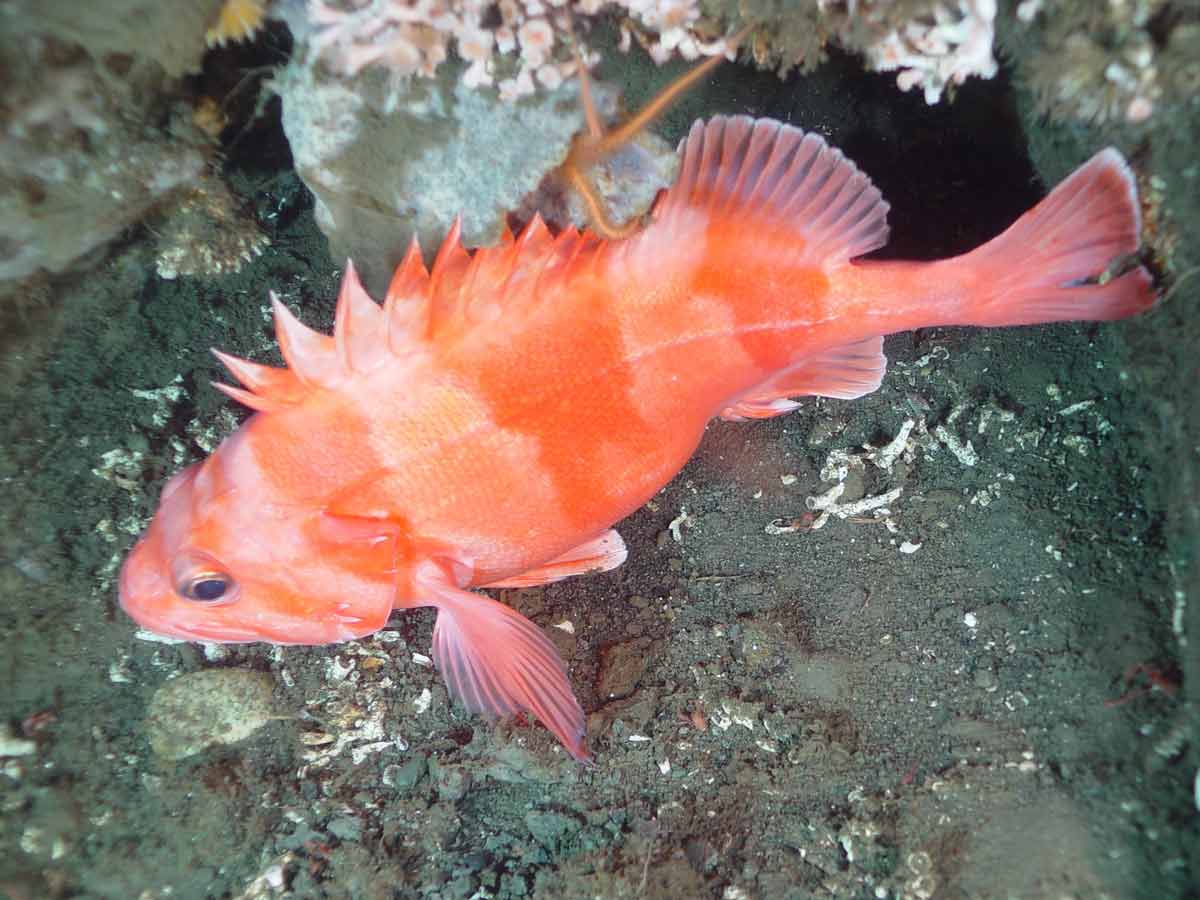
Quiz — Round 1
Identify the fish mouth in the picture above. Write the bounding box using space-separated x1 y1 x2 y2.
133 618 265 644
132 615 369 646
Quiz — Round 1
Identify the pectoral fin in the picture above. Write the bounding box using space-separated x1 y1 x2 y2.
316 511 402 574
415 563 589 761
482 529 627 589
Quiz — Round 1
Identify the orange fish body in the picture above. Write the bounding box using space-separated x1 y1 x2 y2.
120 117 1157 760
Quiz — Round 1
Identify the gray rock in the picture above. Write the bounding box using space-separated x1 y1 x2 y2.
275 51 675 298
326 816 364 842
275 56 596 296
382 755 428 793
0 5 210 289
524 809 581 851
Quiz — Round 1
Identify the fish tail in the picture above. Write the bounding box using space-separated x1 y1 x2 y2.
953 149 1158 327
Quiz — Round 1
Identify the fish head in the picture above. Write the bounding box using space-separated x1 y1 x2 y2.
119 452 398 646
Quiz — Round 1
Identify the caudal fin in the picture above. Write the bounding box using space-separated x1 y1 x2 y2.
957 149 1158 326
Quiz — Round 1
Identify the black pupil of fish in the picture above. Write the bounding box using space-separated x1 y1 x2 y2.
190 577 228 601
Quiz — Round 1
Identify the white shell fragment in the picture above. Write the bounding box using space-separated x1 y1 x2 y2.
0 724 36 757
933 425 978 466
668 507 693 543
145 669 279 760
413 688 433 714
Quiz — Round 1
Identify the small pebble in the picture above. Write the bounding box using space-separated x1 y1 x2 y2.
383 756 428 793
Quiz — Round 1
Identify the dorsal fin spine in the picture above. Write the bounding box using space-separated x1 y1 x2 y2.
458 249 486 321
428 217 466 336
334 261 358 375
212 349 277 391
212 381 288 413
530 239 562 298
383 237 426 318
494 241 523 297
384 237 432 355
497 215 548 299
428 217 463 290
271 291 338 388
562 234 587 273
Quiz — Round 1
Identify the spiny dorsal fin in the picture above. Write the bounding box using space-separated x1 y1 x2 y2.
271 291 340 388
334 260 386 374
655 116 890 267
493 214 555 303
427 217 472 337
420 214 596 340
211 349 308 412
384 236 433 354
530 226 599 297
213 213 603 414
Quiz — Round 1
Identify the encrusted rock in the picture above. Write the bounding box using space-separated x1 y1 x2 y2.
145 668 279 760
154 177 269 280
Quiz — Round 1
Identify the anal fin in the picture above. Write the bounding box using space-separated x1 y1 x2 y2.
722 336 886 421
482 530 627 589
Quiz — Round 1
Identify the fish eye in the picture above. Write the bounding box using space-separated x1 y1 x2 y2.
171 550 239 606
181 573 235 603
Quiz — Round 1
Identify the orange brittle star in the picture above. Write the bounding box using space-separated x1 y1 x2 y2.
562 22 756 240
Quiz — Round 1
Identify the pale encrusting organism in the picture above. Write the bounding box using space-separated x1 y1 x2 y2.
206 0 270 46
292 0 1003 104
1016 0 1198 126
120 104 1158 759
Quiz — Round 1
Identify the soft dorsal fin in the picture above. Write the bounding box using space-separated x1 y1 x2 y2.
655 116 891 267
721 336 887 420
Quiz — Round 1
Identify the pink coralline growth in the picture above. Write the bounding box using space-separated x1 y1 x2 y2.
297 0 1008 105
301 0 741 103
858 0 998 104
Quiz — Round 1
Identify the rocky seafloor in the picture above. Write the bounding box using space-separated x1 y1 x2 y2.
1 2 1197 898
